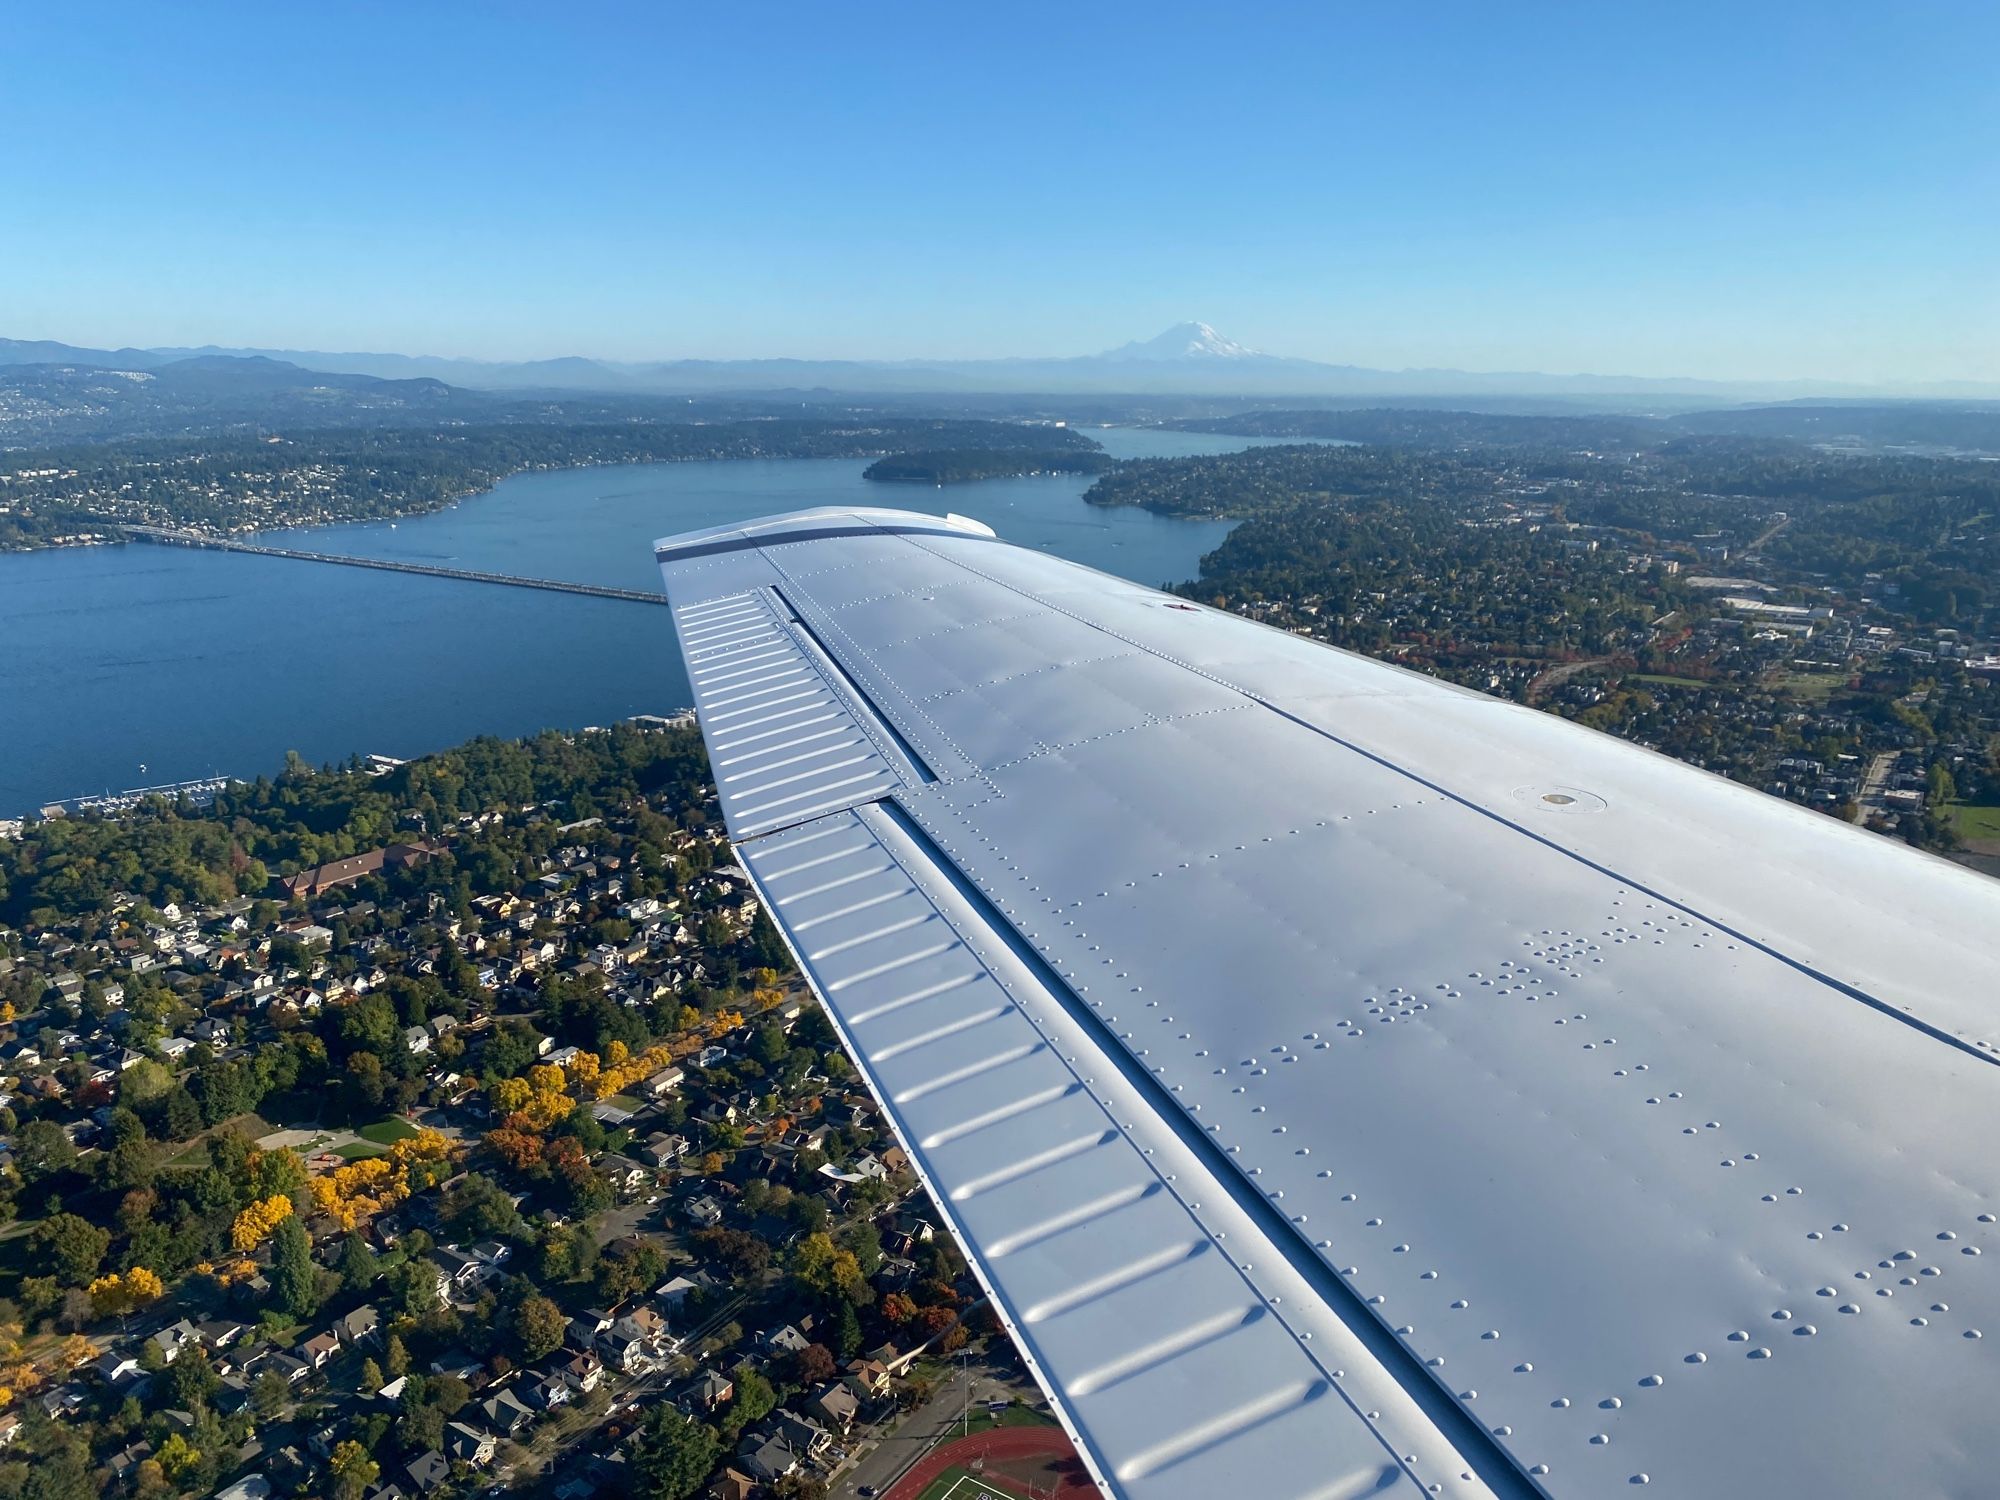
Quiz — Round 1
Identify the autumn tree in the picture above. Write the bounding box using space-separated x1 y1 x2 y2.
330 1440 380 1500
231 1194 294 1252
155 1433 201 1482
789 1232 864 1305
786 1342 836 1387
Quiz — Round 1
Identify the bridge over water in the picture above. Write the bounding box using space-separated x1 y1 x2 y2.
122 525 668 605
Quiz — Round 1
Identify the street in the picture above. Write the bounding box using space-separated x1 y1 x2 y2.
830 1350 1039 1499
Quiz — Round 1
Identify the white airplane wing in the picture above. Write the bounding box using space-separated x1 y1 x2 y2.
655 507 2000 1500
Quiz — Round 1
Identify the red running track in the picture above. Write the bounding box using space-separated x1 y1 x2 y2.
883 1425 1097 1500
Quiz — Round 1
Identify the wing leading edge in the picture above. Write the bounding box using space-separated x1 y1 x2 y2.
657 507 2000 1500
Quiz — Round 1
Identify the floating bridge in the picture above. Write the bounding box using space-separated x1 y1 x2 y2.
121 525 668 604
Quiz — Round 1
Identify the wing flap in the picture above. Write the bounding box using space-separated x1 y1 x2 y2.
737 805 1487 1500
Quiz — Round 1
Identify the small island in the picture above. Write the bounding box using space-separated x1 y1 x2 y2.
862 447 1116 484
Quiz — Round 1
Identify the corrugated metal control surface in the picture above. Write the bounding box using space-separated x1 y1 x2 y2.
656 508 2000 1500
741 806 1460 1500
665 588 919 837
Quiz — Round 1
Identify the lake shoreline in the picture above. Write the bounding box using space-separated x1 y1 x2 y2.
1 431 1261 815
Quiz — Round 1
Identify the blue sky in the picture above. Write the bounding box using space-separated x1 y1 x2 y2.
3 0 1995 381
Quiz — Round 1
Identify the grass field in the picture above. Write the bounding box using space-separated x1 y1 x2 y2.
1776 671 1844 702
358 1118 421 1145
1628 672 1712 689
333 1140 388 1160
931 1404 1056 1440
1945 800 2000 847
916 1470 1024 1500
982 1406 1054 1431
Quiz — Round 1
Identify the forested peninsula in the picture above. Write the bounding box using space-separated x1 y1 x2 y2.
862 445 1112 484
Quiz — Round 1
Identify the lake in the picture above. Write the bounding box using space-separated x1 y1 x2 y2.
0 428 1295 813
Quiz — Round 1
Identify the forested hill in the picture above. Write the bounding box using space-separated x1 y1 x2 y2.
863 446 1113 483
0 725 716 922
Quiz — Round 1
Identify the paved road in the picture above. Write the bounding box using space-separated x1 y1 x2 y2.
830 1352 1038 1499
1855 750 1897 822
1524 655 1611 705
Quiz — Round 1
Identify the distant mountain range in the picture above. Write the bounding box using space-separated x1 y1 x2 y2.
6 323 1995 403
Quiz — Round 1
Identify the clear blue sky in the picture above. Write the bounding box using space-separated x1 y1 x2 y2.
4 0 1995 382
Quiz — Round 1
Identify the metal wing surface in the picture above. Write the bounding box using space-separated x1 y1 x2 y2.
655 506 2000 1500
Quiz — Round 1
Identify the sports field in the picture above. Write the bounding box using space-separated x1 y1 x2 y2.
887 1427 1096 1500
915 1472 1023 1500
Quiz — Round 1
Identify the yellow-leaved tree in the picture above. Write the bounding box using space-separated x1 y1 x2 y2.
231 1194 295 1251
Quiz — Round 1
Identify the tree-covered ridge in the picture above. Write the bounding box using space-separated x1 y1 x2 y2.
1165 402 2000 454
0 417 1094 551
862 446 1113 483
0 726 715 923
1162 406 1662 450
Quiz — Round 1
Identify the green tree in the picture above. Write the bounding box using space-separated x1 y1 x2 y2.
101 1134 157 1192
832 1300 863 1361
631 1405 721 1500
384 1332 411 1378
30 1213 110 1286
337 1232 378 1292
20 1442 93 1500
431 1373 471 1416
1928 761 1958 808
272 1214 318 1319
252 1371 291 1419
441 1174 524 1241
251 1146 310 1204
397 1400 444 1454
171 1347 221 1410
121 1059 174 1106
15 1120 77 1181
749 1021 790 1068
595 1236 668 1306
720 1366 775 1439
158 1087 203 1141
19 1276 61 1327
511 1293 565 1361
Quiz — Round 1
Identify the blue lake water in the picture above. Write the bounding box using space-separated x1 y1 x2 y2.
0 428 1296 813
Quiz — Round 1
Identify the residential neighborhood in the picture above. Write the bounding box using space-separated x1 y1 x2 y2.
0 727 1052 1500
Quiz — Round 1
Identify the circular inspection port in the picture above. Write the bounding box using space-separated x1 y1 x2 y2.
1513 785 1608 814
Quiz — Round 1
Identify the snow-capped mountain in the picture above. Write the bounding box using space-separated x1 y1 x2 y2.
1102 322 1263 362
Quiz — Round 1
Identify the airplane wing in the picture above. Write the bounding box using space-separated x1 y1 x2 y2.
655 506 2000 1500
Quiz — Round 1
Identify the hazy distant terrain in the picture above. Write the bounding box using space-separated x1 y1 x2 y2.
9 321 1996 406
1168 403 2000 456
